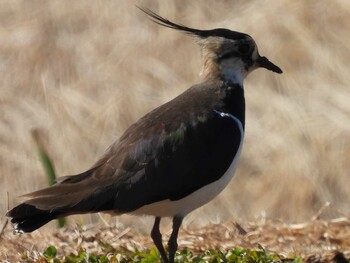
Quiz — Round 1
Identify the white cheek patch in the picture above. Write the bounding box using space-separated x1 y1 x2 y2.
220 58 246 86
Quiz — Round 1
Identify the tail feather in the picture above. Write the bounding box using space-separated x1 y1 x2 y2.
19 184 87 210
7 166 118 233
6 203 61 233
6 168 97 233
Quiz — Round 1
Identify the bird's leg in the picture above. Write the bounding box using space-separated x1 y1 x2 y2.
151 217 169 263
167 216 183 263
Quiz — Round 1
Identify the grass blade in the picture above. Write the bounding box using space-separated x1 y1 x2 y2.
31 128 67 228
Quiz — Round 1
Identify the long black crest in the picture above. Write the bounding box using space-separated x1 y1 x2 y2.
138 6 249 41
138 7 205 37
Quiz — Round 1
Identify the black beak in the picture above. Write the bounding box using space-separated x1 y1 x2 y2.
257 56 283 74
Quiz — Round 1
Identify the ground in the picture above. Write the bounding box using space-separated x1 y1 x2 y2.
1 217 349 262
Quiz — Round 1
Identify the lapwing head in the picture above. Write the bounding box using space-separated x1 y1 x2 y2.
139 7 282 85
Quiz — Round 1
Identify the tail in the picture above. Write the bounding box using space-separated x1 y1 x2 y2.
6 203 62 233
6 166 109 233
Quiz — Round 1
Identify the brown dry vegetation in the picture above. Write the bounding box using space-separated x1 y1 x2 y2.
1 218 350 262
0 0 350 260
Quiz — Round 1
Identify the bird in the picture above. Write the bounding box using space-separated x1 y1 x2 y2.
7 7 282 263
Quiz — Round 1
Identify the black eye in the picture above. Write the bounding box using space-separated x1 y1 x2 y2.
238 44 251 55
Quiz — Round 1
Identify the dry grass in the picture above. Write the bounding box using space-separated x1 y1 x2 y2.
1 218 350 262
0 0 350 243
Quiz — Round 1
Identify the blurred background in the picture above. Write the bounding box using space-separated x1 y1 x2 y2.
1 0 349 231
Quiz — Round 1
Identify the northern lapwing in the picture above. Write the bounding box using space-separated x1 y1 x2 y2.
7 8 282 263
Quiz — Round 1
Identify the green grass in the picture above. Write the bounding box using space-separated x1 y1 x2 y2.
16 246 302 263
31 129 67 228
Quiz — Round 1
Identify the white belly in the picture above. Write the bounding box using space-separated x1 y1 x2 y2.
133 112 244 217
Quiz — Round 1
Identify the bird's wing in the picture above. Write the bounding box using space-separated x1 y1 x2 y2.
73 108 242 213
19 108 242 215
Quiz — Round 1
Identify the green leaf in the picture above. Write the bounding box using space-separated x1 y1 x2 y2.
43 245 57 258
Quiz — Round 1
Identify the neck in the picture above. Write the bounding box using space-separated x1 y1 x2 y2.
200 53 246 87
219 58 246 86
221 83 246 129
